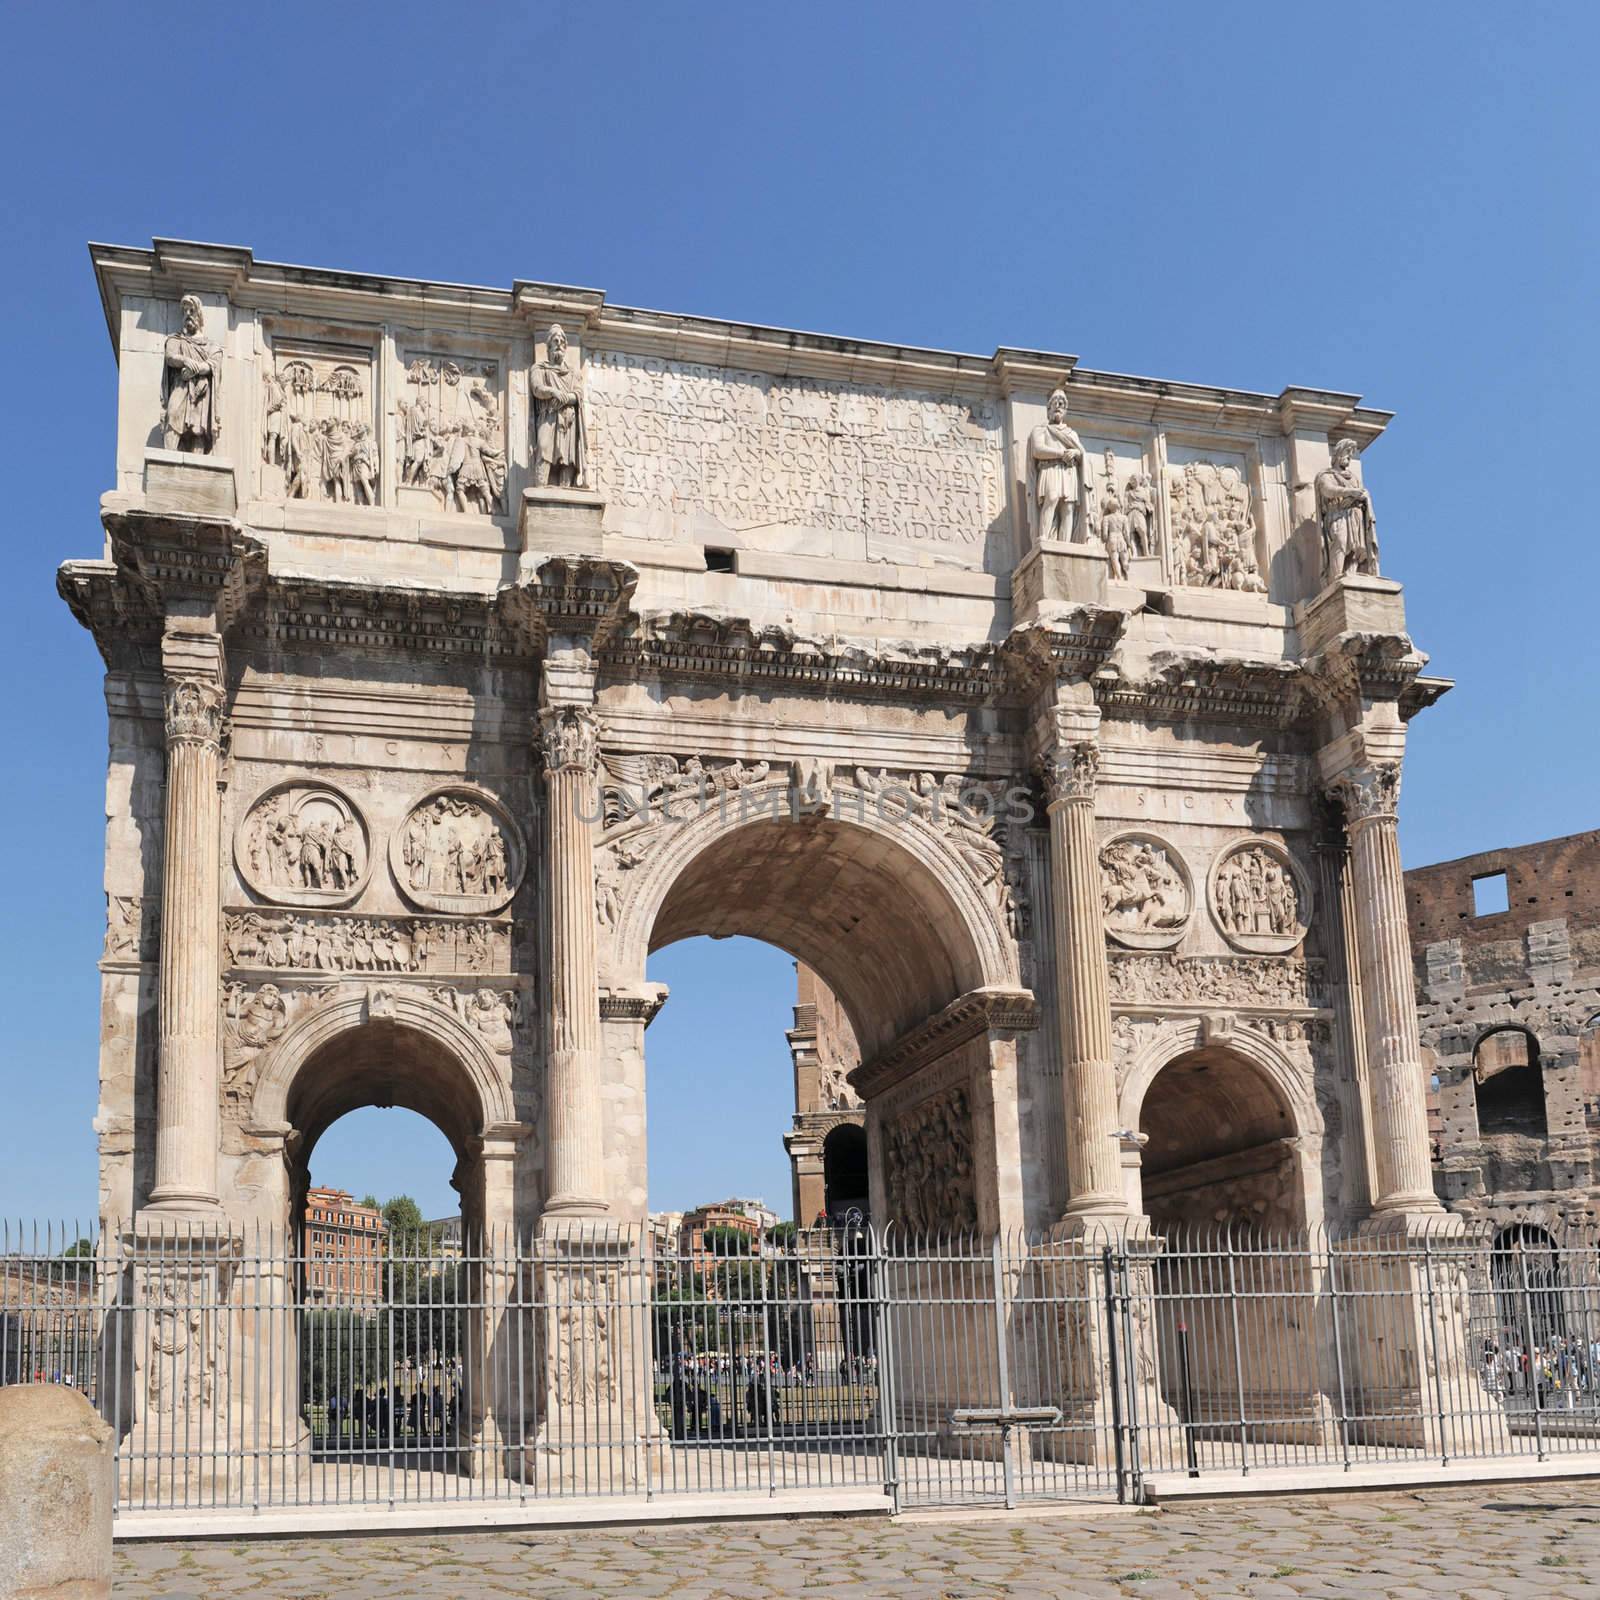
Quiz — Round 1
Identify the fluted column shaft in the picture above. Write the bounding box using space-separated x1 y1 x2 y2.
150 676 225 1210
1046 740 1123 1215
541 704 607 1215
1337 765 1440 1214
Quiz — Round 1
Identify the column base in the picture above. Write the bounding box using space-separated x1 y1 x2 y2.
1338 1213 1510 1456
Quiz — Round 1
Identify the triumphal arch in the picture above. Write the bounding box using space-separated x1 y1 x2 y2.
60 239 1456 1475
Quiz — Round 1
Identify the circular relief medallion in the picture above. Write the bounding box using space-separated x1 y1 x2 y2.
235 781 372 908
391 786 525 915
1099 831 1193 950
1208 838 1312 954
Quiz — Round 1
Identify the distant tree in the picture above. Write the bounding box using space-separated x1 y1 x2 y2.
768 1221 798 1251
61 1238 95 1259
359 1194 380 1212
699 1225 753 1258
381 1195 426 1241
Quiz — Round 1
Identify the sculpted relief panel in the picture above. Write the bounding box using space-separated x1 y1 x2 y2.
1209 840 1311 954
236 782 371 908
1166 456 1267 594
393 788 524 914
1099 832 1192 949
884 1085 978 1234
225 911 510 975
396 353 507 514
583 351 1005 561
261 344 378 504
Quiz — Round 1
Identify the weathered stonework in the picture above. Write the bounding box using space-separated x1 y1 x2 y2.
61 238 1450 1473
1409 831 1600 1233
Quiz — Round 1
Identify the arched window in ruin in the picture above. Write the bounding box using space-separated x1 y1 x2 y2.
1473 1027 1546 1140
1491 1223 1565 1348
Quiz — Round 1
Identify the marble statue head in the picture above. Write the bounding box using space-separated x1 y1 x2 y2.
179 294 204 334
1046 388 1069 423
1332 436 1358 466
547 324 569 363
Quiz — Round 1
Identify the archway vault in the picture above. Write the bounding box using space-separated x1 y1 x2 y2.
606 781 1021 1063
250 986 524 1163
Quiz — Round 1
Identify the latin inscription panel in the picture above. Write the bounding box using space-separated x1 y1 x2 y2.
584 351 1007 568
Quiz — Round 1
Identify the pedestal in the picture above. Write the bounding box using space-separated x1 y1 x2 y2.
517 1219 663 1492
1026 1219 1181 1472
522 486 605 557
142 449 237 517
1338 1215 1509 1457
1012 539 1108 621
1293 574 1405 656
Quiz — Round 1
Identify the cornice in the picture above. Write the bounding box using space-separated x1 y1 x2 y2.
1301 630 1428 716
601 608 1013 703
850 986 1038 1100
1097 650 1306 732
86 240 1390 441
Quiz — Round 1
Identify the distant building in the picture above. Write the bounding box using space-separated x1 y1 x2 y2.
1408 831 1600 1235
302 1187 385 1305
783 963 868 1226
425 1215 464 1259
647 1211 684 1254
678 1201 763 1289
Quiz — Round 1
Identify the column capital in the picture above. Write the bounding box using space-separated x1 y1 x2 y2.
1043 740 1100 807
539 704 600 779
1327 761 1401 831
163 676 226 750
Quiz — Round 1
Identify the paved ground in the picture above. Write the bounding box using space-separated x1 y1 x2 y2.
115 1479 1600 1598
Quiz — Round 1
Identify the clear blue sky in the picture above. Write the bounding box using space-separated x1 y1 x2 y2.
2 1 1595 1222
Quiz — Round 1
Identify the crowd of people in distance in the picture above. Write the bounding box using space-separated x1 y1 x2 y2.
1482 1333 1600 1411
659 1350 878 1440
306 1351 468 1450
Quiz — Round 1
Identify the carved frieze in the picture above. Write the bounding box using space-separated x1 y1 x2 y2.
1209 840 1312 954
236 782 372 909
432 985 520 1055
1100 831 1192 950
396 353 506 514
1165 458 1267 593
599 751 771 823
1109 951 1324 1010
224 909 511 975
262 343 378 504
104 894 157 962
392 787 524 915
884 1084 977 1234
585 350 1004 561
221 980 336 1101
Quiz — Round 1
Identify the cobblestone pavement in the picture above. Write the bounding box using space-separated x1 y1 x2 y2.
115 1479 1600 1598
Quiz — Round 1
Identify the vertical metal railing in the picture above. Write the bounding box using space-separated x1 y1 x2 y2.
7 1216 1600 1518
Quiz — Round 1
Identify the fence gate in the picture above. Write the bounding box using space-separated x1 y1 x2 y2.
877 1232 1128 1509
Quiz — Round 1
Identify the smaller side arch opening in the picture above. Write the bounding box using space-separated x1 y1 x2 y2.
1491 1223 1566 1351
1138 1044 1303 1235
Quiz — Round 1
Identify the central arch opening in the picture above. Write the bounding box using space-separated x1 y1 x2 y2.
629 808 996 1447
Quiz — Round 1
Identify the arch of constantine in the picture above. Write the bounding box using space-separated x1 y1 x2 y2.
57 239 1462 1492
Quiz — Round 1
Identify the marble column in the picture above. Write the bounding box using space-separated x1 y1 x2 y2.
539 702 607 1216
1334 763 1441 1215
148 674 226 1213
1044 739 1123 1216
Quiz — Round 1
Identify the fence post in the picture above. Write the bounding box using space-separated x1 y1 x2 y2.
990 1234 1016 1510
1419 1230 1450 1466
1223 1233 1249 1475
1101 1245 1127 1505
1176 1315 1198 1478
869 1227 900 1512
1516 1240 1547 1462
1325 1235 1353 1471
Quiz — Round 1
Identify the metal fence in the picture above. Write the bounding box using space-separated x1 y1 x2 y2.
4 1216 1600 1522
